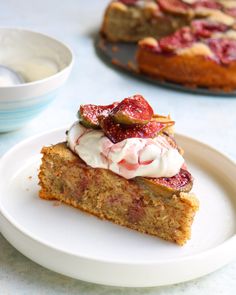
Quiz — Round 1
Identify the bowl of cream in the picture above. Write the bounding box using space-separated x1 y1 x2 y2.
0 28 73 132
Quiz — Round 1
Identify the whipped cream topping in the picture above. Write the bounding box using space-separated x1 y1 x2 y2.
67 121 184 179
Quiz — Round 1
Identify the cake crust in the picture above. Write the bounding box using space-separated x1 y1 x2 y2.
39 142 199 245
136 46 236 90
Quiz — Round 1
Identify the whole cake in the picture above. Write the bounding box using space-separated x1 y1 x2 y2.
39 95 199 245
101 0 236 90
137 20 236 89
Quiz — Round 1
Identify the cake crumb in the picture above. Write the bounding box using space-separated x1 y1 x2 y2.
127 61 138 73
53 201 62 207
112 45 119 52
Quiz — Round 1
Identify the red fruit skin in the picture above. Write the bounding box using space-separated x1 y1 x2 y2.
99 116 167 143
191 20 228 38
79 102 118 128
207 38 236 65
159 27 196 52
193 0 222 9
158 0 189 14
127 199 145 224
119 0 138 5
226 8 236 18
154 169 193 190
112 94 154 125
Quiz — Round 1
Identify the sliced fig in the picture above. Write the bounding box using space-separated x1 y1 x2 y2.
79 102 118 128
112 94 154 125
159 27 196 52
119 0 138 5
207 38 236 64
158 0 189 14
193 0 222 9
192 20 228 38
226 8 236 18
137 169 193 198
99 115 171 143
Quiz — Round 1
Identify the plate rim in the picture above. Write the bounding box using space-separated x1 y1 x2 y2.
0 127 236 267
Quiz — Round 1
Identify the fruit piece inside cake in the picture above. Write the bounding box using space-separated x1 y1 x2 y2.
101 0 235 42
38 95 199 245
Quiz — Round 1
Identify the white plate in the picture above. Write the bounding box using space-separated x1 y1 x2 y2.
0 128 236 287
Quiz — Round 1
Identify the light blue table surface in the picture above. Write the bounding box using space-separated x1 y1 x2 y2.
0 1 236 294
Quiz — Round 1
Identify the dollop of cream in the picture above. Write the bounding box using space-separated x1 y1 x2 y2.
67 122 184 179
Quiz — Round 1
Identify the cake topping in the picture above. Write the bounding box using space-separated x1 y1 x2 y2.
158 0 190 14
158 0 222 14
99 115 171 143
192 19 228 38
205 9 235 26
78 102 118 128
140 15 236 64
119 0 139 5
219 1 236 9
67 123 184 179
152 168 193 189
212 29 236 40
112 94 154 125
207 38 236 64
226 8 236 17
67 95 183 179
159 27 196 52
193 0 222 9
178 42 215 57
79 95 174 143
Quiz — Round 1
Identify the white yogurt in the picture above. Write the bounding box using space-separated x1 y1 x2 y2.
67 122 184 179
0 30 64 84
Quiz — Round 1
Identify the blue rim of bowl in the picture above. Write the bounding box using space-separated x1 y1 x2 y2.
0 27 74 89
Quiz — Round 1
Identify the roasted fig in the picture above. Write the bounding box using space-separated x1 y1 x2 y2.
137 169 193 198
192 20 228 38
158 0 189 14
207 38 236 65
159 27 196 52
193 0 222 9
112 94 154 125
78 102 118 128
99 115 170 143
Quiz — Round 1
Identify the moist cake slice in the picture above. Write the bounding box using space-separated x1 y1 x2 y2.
39 95 199 245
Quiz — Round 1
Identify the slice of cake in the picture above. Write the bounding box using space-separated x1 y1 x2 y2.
136 20 236 90
101 0 235 42
39 95 199 245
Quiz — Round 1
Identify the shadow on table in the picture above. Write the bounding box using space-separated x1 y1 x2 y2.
0 233 224 295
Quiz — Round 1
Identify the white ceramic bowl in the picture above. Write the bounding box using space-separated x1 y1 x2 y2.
0 28 73 132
